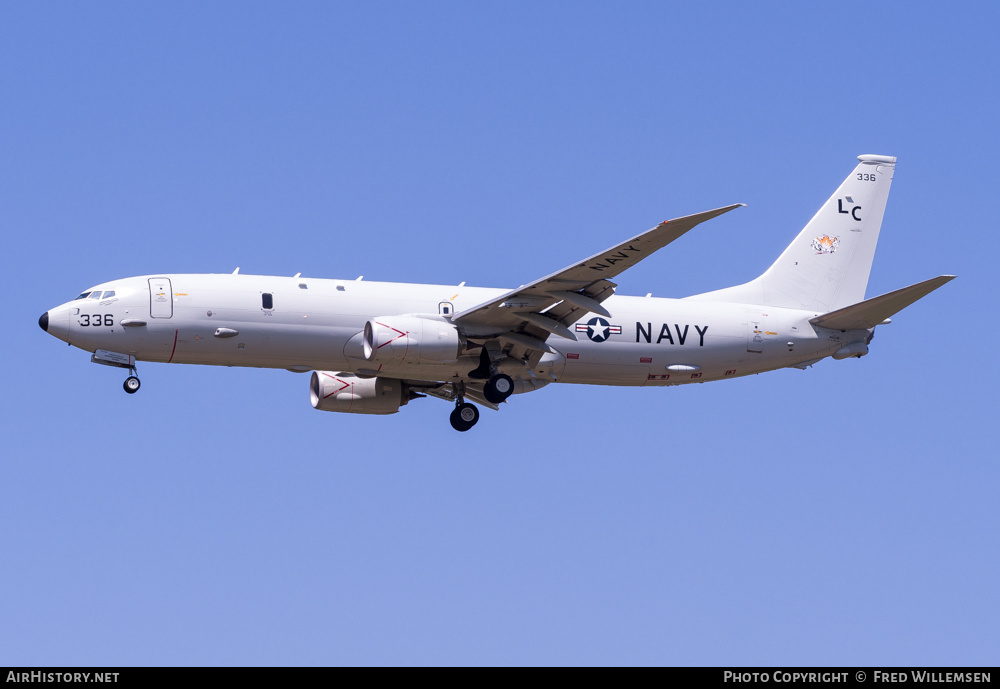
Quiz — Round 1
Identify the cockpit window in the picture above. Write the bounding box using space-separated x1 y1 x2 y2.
74 288 116 300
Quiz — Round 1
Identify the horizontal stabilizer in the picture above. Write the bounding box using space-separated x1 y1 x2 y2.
810 275 956 330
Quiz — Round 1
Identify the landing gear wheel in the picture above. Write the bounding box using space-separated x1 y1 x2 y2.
483 373 514 403
449 402 480 432
123 376 141 394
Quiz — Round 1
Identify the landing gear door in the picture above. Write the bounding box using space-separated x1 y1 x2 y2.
149 278 173 318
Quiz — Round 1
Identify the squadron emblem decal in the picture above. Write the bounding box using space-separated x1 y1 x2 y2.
576 317 622 343
811 234 841 254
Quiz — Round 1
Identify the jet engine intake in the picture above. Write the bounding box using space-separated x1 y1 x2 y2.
310 371 409 415
362 315 461 365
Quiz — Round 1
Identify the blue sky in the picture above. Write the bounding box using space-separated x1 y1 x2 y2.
2 2 996 665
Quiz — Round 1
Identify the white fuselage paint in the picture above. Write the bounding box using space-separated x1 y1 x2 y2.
45 273 859 387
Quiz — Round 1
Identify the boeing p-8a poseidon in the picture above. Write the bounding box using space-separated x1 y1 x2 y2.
40 155 953 431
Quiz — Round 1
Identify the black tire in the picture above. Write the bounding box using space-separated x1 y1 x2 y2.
483 373 514 403
123 376 141 394
449 402 480 431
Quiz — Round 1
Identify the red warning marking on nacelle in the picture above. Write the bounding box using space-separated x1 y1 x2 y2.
375 321 407 349
321 373 351 399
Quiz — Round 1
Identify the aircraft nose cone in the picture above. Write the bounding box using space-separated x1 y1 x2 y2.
39 311 49 332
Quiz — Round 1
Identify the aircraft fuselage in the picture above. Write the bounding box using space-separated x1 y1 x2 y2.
42 273 855 387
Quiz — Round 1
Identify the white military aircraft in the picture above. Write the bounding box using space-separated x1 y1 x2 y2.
40 155 953 431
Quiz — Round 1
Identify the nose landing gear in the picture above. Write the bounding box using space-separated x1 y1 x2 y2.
123 364 140 394
91 350 141 394
123 375 141 394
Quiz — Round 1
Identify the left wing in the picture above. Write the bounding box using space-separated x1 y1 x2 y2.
452 204 743 351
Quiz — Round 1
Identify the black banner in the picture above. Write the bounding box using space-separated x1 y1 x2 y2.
0 667 995 678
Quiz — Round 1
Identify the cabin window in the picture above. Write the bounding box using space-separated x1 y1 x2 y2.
262 293 273 310
439 302 454 316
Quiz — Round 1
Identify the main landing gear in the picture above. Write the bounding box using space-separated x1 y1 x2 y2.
483 373 513 404
469 347 514 404
450 401 480 432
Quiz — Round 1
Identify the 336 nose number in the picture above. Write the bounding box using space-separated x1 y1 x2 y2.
79 314 114 326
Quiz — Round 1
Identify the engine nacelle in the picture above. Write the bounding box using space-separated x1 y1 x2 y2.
832 342 869 359
310 371 408 415
362 315 461 365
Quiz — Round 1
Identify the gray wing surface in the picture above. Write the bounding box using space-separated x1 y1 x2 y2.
452 204 743 351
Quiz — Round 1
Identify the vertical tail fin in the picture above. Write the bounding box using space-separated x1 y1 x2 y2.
689 154 896 312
